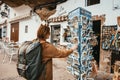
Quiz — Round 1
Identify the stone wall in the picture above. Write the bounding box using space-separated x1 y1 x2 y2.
92 14 112 73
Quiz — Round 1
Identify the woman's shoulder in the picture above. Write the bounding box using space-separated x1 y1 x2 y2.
43 42 54 48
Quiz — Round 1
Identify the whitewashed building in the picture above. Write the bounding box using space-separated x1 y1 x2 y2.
1 0 120 42
0 4 41 43
49 0 120 47
50 0 120 24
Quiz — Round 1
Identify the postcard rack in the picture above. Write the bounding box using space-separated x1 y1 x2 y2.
67 7 96 80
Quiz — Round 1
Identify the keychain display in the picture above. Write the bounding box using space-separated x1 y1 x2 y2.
66 7 97 80
115 31 120 50
102 26 117 50
111 30 120 51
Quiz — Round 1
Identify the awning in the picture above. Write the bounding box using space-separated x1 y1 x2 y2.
48 15 68 23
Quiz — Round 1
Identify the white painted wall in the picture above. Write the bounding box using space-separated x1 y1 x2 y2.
0 4 41 43
7 22 11 40
19 14 41 43
10 5 32 18
52 0 120 25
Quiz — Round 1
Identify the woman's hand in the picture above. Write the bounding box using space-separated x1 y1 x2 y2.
71 45 78 51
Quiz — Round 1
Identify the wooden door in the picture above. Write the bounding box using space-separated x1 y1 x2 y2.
11 22 19 42
0 29 2 38
117 16 120 26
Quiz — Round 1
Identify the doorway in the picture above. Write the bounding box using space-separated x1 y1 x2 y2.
11 22 19 42
92 20 101 67
111 51 120 73
0 28 2 39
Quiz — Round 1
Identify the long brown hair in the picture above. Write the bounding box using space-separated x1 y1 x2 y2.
37 24 50 40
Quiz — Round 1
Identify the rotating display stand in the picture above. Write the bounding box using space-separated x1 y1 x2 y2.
67 7 96 80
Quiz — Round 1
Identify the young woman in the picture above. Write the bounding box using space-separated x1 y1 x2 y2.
37 24 78 80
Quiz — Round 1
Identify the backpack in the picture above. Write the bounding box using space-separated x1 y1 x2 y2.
17 40 46 80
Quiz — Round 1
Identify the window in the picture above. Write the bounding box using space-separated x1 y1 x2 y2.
25 25 28 33
51 25 61 45
2 26 7 37
86 0 100 6
113 0 120 9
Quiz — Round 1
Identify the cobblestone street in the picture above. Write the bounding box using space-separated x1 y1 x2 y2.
0 51 114 80
0 52 25 80
0 52 75 80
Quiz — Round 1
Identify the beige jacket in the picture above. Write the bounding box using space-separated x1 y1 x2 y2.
39 42 73 80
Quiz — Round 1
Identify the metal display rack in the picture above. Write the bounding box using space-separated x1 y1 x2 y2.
67 7 96 80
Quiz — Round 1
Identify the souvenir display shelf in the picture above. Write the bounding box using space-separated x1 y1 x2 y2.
50 25 61 45
102 26 117 50
2 26 7 37
67 7 95 80
115 31 120 50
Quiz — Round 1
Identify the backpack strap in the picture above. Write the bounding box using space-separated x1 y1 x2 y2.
22 41 32 70
23 45 29 70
